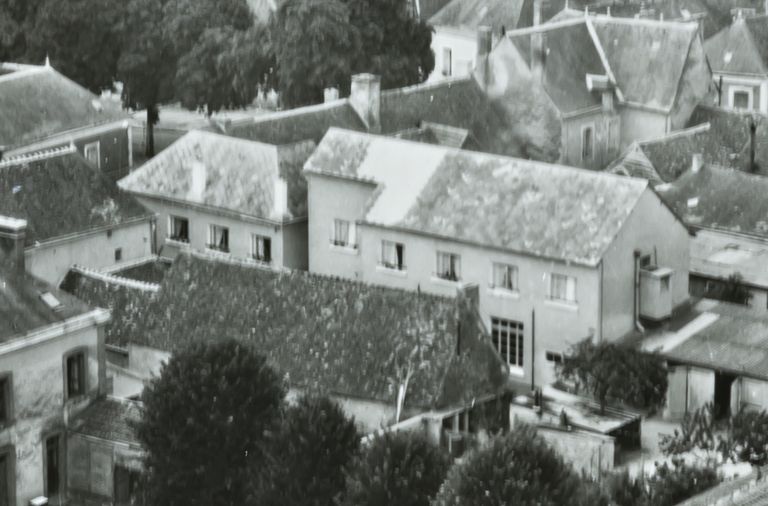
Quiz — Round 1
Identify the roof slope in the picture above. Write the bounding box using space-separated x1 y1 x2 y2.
118 130 314 221
0 64 127 149
657 164 768 236
704 15 768 75
63 254 505 410
306 129 649 265
71 397 142 446
429 0 527 32
0 149 150 246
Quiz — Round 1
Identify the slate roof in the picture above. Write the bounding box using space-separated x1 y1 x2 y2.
0 63 128 149
0 148 151 246
656 164 768 237
705 14 768 75
305 128 650 266
429 0 528 32
70 397 142 447
0 266 95 342
62 253 506 410
118 130 315 221
665 302 768 380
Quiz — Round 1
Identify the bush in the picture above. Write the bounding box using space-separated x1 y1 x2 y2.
659 403 720 455
724 408 768 465
341 431 450 506
431 424 608 506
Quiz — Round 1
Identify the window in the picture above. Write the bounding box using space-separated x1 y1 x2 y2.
65 351 86 399
0 376 11 426
0 447 14 506
332 219 356 248
549 273 577 303
491 317 524 368
252 235 272 263
169 216 189 243
83 141 100 168
581 126 594 161
436 251 461 281
442 47 452 76
731 88 753 110
545 351 563 364
381 240 405 270
491 263 518 291
208 224 229 253
44 435 60 499
114 248 122 262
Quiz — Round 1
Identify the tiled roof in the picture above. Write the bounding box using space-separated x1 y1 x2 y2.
665 302 768 380
118 130 315 221
604 144 665 185
0 265 94 342
305 128 649 266
228 101 367 145
0 63 128 149
429 0 528 32
0 149 151 246
71 397 142 446
63 253 506 410
705 15 768 75
656 164 768 237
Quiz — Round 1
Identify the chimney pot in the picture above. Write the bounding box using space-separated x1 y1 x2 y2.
0 216 27 274
349 74 381 134
691 153 703 173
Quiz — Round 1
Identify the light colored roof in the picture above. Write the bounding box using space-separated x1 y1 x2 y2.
0 63 128 149
690 230 768 289
118 130 314 221
705 14 768 75
305 128 650 266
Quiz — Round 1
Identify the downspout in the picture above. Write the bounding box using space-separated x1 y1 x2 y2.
530 309 536 391
634 250 645 333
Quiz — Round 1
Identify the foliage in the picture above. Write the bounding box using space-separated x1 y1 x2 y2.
136 339 285 506
251 395 360 506
723 408 768 465
0 0 44 61
431 424 609 506
341 431 450 506
558 338 667 413
659 402 721 456
606 459 720 506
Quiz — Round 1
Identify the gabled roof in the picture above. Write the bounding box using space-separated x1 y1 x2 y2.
0 63 128 149
705 14 768 75
0 147 151 246
429 0 528 32
63 253 506 410
118 130 315 221
656 164 768 237
604 143 664 184
71 397 142 446
305 128 650 266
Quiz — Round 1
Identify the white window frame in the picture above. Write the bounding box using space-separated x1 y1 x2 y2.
491 262 518 292
207 224 229 253
380 240 405 271
491 317 524 373
435 251 461 282
83 141 101 169
252 234 271 263
581 124 594 162
331 219 356 249
168 215 189 243
548 273 577 304
729 85 754 110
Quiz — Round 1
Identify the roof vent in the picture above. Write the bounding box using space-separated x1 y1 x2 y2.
40 292 63 311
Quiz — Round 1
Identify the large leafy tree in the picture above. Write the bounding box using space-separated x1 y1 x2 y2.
136 339 285 506
0 0 44 61
432 425 608 506
558 338 667 414
252 395 359 506
341 431 450 506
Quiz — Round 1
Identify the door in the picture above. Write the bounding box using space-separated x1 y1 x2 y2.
714 372 737 419
45 435 60 500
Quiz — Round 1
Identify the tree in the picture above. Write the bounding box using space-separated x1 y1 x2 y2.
558 338 667 414
432 425 608 506
252 395 359 506
605 460 720 506
271 0 360 107
341 431 450 506
135 339 285 506
716 273 752 306
0 0 45 61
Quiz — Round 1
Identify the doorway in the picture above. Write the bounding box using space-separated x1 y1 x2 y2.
714 372 737 419
45 435 60 503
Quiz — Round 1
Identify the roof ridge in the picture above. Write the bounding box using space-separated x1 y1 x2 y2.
506 16 586 36
71 264 160 293
182 128 281 152
0 65 45 85
638 122 711 145
591 13 700 30
381 75 474 99
0 144 77 168
230 98 353 130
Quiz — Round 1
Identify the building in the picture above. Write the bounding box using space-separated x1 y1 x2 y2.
705 12 768 114
0 216 110 506
62 252 508 436
0 62 133 179
304 128 691 386
657 163 768 314
0 146 154 286
478 14 712 169
118 130 315 270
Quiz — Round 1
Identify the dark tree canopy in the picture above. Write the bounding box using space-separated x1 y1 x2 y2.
558 338 667 413
0 0 44 61
136 339 285 506
252 395 359 506
432 425 608 506
341 431 450 506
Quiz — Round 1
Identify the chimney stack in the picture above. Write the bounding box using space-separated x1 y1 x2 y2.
691 153 703 174
349 74 381 134
323 87 340 103
0 216 27 275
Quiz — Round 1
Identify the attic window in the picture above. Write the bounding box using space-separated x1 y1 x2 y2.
40 292 63 311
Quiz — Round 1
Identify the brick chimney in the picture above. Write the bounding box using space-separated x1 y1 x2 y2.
349 74 381 134
0 216 27 274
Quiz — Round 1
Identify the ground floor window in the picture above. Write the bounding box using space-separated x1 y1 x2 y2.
491 317 524 368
